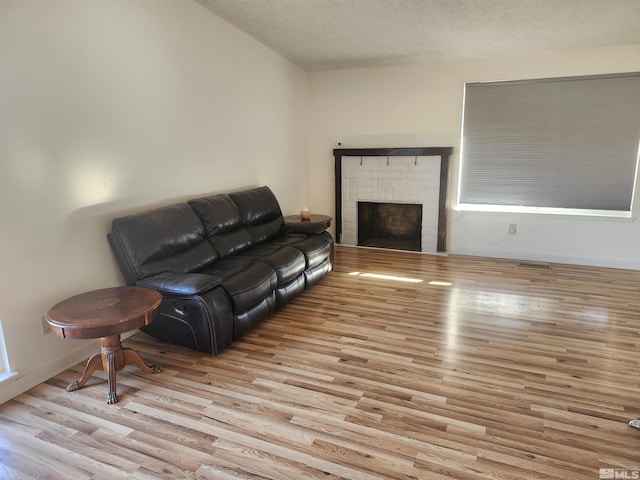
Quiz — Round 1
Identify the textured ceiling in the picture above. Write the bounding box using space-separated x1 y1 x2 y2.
195 0 640 71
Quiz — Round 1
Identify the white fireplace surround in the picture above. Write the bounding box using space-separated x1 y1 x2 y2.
340 155 442 253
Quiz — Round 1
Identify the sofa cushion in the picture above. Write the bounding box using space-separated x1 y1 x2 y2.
189 194 241 236
190 193 257 258
207 229 253 258
228 187 284 246
203 259 277 312
137 272 221 295
282 235 333 269
233 294 276 339
110 203 217 282
271 233 308 246
275 275 305 307
246 217 283 244
237 245 306 285
229 186 283 226
304 257 332 287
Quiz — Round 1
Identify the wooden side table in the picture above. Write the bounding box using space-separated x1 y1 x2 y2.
284 214 332 228
45 286 163 404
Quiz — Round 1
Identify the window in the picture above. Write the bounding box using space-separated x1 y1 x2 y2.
458 72 640 216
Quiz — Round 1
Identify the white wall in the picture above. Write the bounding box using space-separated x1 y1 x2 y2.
0 0 309 402
307 45 640 269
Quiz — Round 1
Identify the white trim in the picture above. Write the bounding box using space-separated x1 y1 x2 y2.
0 341 99 405
0 330 141 404
0 320 12 380
456 203 634 220
0 371 18 383
450 246 640 271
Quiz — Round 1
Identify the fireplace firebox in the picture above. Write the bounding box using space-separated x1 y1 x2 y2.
358 202 422 252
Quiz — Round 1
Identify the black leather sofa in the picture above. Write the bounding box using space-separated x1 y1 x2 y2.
107 186 333 354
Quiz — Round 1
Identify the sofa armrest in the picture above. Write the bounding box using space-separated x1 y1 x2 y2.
282 222 327 235
137 272 222 295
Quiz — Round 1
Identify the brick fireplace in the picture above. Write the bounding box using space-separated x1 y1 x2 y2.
334 147 453 254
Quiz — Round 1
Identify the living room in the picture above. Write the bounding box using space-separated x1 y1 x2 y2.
1 0 639 477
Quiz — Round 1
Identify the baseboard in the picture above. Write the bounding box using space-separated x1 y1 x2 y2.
0 340 99 404
451 247 640 271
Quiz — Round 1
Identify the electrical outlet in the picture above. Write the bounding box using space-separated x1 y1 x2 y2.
509 224 517 235
41 315 51 335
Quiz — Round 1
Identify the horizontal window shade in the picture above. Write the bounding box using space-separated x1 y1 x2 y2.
459 73 640 212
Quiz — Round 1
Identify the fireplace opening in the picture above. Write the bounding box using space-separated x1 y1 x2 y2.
358 202 422 252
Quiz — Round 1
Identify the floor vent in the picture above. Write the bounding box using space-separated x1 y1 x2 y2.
518 261 551 269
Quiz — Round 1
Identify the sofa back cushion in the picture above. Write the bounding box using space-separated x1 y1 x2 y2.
109 203 218 284
228 186 283 243
190 186 284 258
189 194 252 258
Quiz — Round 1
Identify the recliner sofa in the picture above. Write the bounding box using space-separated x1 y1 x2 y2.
107 186 333 354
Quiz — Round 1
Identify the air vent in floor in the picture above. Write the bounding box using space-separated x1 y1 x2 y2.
518 261 551 269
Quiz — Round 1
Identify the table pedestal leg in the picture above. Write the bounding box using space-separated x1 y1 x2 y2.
66 353 102 392
66 334 162 404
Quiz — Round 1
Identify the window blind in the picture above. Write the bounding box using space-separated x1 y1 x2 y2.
459 72 640 214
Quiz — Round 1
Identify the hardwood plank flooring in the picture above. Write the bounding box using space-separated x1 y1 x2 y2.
2 245 640 479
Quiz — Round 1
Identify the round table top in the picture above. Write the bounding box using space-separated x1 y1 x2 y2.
45 286 162 340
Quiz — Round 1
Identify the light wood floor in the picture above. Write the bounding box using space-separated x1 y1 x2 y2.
2 246 640 479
